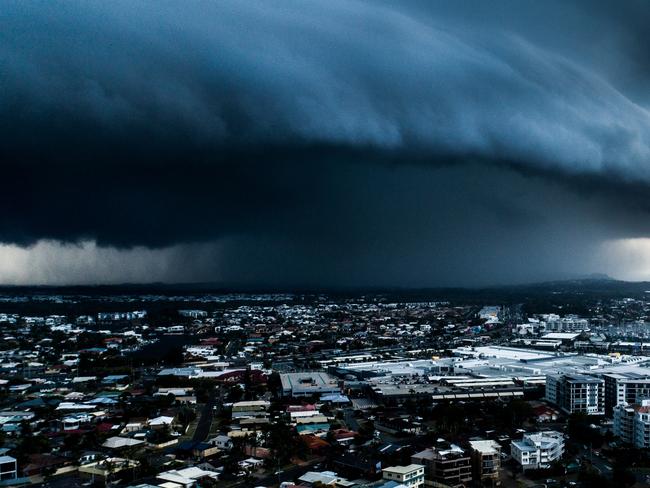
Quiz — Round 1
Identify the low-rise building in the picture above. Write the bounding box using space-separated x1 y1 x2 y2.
468 440 501 485
412 441 472 488
382 464 425 488
280 372 340 397
231 400 270 419
510 431 564 470
0 456 17 482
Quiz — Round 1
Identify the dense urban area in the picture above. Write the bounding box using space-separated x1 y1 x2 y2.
1 281 650 488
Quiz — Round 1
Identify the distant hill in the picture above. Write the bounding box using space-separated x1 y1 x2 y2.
0 274 645 303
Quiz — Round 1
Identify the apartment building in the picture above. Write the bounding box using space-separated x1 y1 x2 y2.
510 431 564 470
613 402 636 444
469 440 501 485
546 373 604 415
613 399 650 448
542 315 589 332
382 464 425 488
603 372 650 416
0 456 17 482
411 442 472 488
634 404 650 448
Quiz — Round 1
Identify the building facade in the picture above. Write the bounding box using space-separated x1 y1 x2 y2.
411 442 472 488
546 374 604 415
0 456 16 482
469 440 501 485
613 399 650 448
382 464 425 488
510 431 564 470
603 373 650 416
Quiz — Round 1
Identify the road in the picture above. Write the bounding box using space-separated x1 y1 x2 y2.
578 446 613 478
192 387 216 442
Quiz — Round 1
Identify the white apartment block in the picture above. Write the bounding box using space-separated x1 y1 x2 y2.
613 400 650 448
0 456 17 482
510 431 564 470
542 315 589 332
382 464 425 488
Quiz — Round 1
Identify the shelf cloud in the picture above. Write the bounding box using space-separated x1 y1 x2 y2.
2 0 650 285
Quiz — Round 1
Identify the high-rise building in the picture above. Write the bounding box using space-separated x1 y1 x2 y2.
613 399 650 448
546 373 604 415
603 372 650 416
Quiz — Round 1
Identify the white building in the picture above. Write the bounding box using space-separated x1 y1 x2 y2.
613 400 650 448
0 456 17 482
510 431 564 470
542 315 589 332
157 466 220 487
280 372 340 397
635 404 650 448
382 464 425 488
614 403 636 445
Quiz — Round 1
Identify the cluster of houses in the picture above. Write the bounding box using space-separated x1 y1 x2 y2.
2 293 650 487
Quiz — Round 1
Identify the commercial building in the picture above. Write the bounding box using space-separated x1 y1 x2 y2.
510 431 564 470
382 464 425 488
546 374 604 415
411 442 472 488
468 440 501 485
280 372 340 397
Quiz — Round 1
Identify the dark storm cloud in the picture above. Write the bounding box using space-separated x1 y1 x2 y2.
1 0 650 285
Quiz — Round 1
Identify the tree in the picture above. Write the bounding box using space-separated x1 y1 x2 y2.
263 421 301 465
178 406 197 427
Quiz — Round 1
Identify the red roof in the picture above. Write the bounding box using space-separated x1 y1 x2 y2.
96 422 115 432
286 404 316 412
533 405 557 416
200 338 222 345
215 370 267 384
301 435 330 451
332 429 357 440
244 446 271 458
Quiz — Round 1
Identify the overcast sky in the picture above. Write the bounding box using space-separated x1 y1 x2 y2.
2 0 650 286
